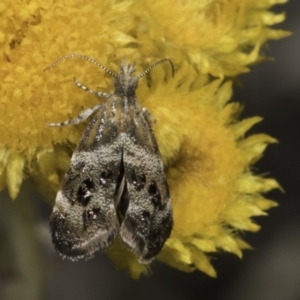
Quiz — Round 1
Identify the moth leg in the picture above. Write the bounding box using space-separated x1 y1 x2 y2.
73 77 111 99
47 104 103 127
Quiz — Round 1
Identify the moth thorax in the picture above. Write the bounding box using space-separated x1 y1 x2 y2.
114 76 139 97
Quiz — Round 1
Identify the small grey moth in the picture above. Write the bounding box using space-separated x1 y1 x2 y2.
47 54 173 264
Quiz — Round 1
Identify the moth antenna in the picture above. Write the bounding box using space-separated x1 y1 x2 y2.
137 58 174 79
44 54 117 78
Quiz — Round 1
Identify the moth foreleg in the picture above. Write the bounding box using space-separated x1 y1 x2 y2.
47 104 103 127
73 77 111 99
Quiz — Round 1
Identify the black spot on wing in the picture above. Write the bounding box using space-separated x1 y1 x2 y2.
141 210 151 226
100 170 113 186
77 178 94 206
131 170 146 191
83 208 101 230
142 210 150 220
148 181 162 208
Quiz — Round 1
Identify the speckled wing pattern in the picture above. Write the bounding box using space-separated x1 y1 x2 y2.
120 98 173 263
49 60 173 264
50 103 121 260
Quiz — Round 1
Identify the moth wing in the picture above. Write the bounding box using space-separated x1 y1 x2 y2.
119 109 173 263
50 106 122 260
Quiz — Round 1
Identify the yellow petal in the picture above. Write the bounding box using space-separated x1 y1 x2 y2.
6 153 25 199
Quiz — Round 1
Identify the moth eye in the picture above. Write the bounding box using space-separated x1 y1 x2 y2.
148 182 162 208
77 178 94 205
100 171 113 186
131 171 146 191
83 208 101 229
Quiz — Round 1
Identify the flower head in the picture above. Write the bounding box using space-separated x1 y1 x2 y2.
0 0 289 278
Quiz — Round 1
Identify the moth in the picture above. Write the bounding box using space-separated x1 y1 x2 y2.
47 54 173 264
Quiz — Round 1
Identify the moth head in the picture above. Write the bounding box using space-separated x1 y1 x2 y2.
44 55 173 99
114 62 139 97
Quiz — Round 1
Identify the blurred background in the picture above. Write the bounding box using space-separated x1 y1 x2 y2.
0 1 299 300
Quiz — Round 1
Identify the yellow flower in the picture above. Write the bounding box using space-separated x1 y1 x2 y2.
0 0 289 278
